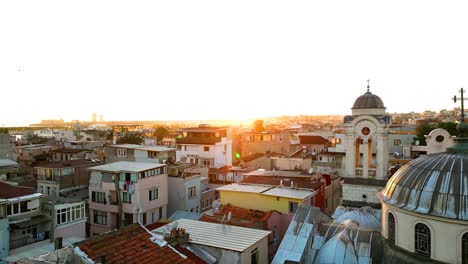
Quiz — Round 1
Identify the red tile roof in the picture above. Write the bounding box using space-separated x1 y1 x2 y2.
34 159 101 168
240 176 323 190
299 135 330 145
75 224 198 264
0 182 36 199
145 221 168 231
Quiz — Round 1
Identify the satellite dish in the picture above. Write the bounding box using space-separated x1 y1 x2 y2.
416 140 420 146
308 168 313 175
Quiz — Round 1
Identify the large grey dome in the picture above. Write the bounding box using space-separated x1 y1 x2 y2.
352 91 385 109
336 210 381 230
380 153 468 220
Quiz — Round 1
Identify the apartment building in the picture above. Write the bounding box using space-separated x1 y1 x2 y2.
88 161 168 235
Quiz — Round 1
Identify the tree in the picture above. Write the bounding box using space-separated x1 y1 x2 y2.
116 134 143 144
153 127 170 143
414 122 457 145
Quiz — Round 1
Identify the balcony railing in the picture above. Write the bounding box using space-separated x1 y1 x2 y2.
9 232 50 250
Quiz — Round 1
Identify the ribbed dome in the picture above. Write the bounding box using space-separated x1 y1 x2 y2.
352 91 385 109
380 153 468 220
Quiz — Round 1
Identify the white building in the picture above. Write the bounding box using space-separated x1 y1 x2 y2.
176 125 232 167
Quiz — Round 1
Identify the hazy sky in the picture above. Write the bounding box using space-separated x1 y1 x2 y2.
1 1 468 126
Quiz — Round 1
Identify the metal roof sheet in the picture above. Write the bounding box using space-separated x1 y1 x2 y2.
153 219 271 252
262 187 316 200
0 159 18 167
89 161 166 172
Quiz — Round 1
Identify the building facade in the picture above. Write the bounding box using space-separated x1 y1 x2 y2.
88 162 168 235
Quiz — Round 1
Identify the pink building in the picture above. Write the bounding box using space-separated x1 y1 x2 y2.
88 161 168 236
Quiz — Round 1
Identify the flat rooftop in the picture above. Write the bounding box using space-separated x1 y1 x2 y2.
110 144 176 152
242 169 304 177
152 218 271 252
216 183 272 193
262 186 316 200
89 161 166 172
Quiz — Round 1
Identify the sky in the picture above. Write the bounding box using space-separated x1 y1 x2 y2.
1 1 468 126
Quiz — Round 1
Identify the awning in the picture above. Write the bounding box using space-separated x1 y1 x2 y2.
11 215 51 229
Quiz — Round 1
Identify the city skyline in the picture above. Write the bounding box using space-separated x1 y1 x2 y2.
1 1 468 126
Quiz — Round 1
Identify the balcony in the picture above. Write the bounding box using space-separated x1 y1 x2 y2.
9 232 50 250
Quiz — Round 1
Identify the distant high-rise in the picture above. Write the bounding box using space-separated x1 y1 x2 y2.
99 115 103 122
92 112 97 122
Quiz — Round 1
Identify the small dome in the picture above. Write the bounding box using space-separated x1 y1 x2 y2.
336 210 381 230
380 153 468 220
314 230 358 264
352 91 385 109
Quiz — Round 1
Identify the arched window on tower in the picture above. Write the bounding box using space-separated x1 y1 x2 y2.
388 212 395 243
415 223 431 257
463 232 468 264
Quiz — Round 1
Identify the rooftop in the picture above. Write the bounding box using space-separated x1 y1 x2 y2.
34 159 102 168
89 161 166 173
0 159 19 167
241 176 323 190
152 219 271 253
75 224 196 264
51 148 91 154
200 205 274 228
242 169 305 178
262 186 316 200
216 183 272 193
110 144 177 152
0 182 37 199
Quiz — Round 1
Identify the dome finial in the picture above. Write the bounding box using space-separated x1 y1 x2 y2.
448 88 468 153
366 79 370 93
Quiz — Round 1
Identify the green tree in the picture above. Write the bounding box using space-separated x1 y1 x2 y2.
116 134 143 144
414 122 457 145
153 127 170 143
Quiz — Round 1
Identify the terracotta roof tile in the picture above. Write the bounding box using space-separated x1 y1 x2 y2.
0 182 36 199
75 224 198 264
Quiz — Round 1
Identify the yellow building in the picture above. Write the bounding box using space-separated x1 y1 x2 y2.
216 183 316 214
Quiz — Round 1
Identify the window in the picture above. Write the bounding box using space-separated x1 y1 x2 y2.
288 202 298 214
188 186 196 199
91 191 106 204
388 212 395 243
142 212 147 225
415 223 431 257
124 213 133 226
203 160 211 166
6 200 37 216
463 233 468 264
21 225 37 235
122 192 132 203
93 210 108 225
149 188 159 201
203 146 209 152
394 139 401 146
159 207 163 220
117 148 127 157
251 247 259 264
56 204 85 225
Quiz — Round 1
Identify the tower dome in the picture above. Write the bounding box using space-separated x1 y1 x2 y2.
352 90 385 109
